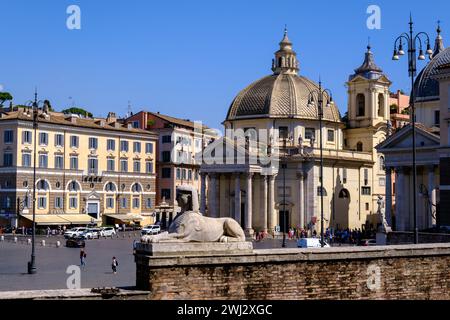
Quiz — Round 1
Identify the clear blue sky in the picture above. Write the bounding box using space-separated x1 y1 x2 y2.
0 0 448 130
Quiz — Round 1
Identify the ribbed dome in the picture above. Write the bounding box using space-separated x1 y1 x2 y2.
414 47 450 102
226 73 341 122
226 30 341 123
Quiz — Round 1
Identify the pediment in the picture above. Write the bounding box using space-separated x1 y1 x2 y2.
87 191 101 200
376 124 440 151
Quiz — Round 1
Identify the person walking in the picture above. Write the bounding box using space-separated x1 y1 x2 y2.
111 257 118 274
80 249 86 269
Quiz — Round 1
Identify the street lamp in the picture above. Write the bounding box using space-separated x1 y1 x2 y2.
307 80 333 248
392 15 433 244
281 135 292 248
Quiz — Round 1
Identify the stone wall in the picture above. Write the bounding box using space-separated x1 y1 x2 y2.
135 243 450 300
386 231 450 244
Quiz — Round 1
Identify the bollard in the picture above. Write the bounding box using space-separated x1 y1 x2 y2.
122 234 125 239
56 241 61 248
13 237 18 243
41 240 45 247
0 235 4 241
27 239 31 245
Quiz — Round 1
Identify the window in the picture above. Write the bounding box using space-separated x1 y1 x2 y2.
55 134 64 147
434 110 440 127
39 132 48 145
146 161 153 174
194 170 199 180
55 197 63 209
339 189 350 198
54 155 64 169
106 197 114 209
176 168 181 180
107 159 115 171
120 159 128 172
38 197 47 209
379 177 386 187
120 140 129 152
4 130 13 144
342 168 347 184
162 167 171 178
120 198 127 209
361 187 371 195
278 126 289 139
188 170 192 180
365 203 370 211
131 183 142 193
133 142 141 153
145 143 153 154
132 197 140 209
39 154 48 168
70 156 78 170
305 128 315 140
317 186 328 197
379 156 385 171
89 137 98 150
88 158 98 175
162 151 171 163
327 129 335 142
107 139 115 151
22 131 32 144
364 168 369 186
69 197 78 209
37 180 49 190
68 181 80 192
356 142 363 152
133 160 141 173
356 94 365 117
161 189 171 200
22 153 31 167
132 121 140 129
162 135 172 144
70 136 79 148
146 198 152 209
105 182 116 192
3 153 13 167
378 94 385 117
181 169 187 180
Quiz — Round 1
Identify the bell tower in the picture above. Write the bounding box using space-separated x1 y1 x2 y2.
346 45 392 129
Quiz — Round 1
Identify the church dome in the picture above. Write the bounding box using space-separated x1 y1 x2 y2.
225 30 341 123
414 25 448 102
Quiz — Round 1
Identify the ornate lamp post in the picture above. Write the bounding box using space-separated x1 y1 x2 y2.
392 15 433 244
307 80 333 247
281 133 292 248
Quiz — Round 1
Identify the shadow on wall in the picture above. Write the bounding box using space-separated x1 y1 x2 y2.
330 173 350 229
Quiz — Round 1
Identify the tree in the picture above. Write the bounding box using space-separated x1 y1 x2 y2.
0 92 13 107
62 107 92 118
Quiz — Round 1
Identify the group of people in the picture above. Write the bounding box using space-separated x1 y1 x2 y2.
79 249 119 274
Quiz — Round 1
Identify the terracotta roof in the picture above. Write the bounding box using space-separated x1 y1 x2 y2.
145 111 212 131
0 108 156 136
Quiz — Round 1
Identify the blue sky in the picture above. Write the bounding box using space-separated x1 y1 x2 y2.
0 0 448 130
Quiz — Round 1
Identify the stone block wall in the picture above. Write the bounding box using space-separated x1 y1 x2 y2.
135 244 450 300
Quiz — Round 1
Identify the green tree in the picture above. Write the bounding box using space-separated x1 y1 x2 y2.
0 92 13 107
62 107 92 118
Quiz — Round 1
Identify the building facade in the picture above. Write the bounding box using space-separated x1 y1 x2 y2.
0 107 157 228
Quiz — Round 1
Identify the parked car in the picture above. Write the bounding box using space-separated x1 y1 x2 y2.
358 239 377 246
141 225 161 236
100 227 116 237
64 227 87 239
297 238 330 248
80 228 100 240
66 237 86 248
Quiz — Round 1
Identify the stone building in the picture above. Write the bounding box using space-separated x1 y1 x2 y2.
0 106 157 228
199 30 389 236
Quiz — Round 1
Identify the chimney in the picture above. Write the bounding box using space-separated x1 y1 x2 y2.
127 123 132 129
106 112 117 123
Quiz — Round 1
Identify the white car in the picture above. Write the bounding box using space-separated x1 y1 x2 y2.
141 225 161 236
80 228 100 240
297 238 331 248
64 227 87 239
100 227 116 237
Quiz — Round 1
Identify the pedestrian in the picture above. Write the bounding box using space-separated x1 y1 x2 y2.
80 249 86 269
46 226 51 237
112 257 118 274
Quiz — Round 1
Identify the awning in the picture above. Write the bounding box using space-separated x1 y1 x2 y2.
20 214 96 226
104 214 143 223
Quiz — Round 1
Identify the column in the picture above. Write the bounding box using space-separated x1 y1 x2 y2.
214 174 221 218
297 172 305 229
208 173 216 218
268 175 276 234
261 175 268 232
428 165 436 227
234 173 241 224
385 167 392 226
395 167 405 231
200 173 207 213
245 172 254 236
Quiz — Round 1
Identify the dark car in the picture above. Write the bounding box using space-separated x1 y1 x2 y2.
66 237 86 248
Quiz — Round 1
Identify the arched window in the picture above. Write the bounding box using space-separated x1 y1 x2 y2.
378 93 385 117
356 94 365 117
105 182 116 192
357 142 363 152
317 186 328 197
339 189 350 199
68 180 80 192
37 180 50 191
379 156 385 171
131 183 142 193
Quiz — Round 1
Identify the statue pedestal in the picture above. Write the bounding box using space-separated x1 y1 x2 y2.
136 241 254 257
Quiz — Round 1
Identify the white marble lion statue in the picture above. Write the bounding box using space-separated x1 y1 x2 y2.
141 185 245 243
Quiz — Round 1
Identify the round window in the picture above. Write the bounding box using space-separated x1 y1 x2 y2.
23 181 28 188
121 184 126 190
55 181 61 189
90 183 95 189
147 184 151 191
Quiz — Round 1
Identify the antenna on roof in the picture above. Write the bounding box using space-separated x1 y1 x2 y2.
127 100 132 117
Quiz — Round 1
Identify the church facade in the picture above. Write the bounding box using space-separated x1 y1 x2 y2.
199 30 390 236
